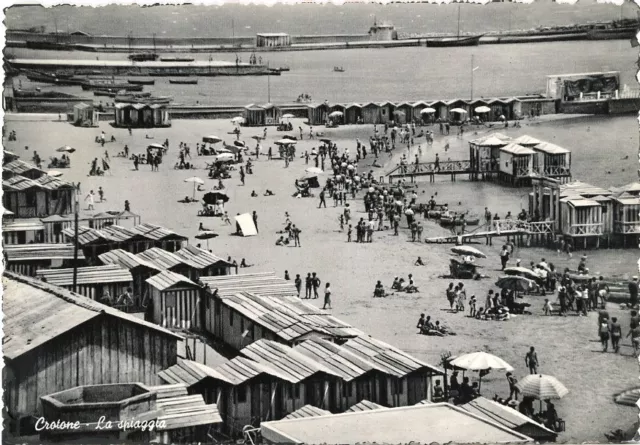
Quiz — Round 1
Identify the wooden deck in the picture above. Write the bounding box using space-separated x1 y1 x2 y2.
425 220 555 245
387 160 472 183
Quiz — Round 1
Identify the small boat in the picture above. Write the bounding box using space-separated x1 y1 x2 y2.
127 79 155 85
169 78 198 85
425 35 482 47
160 57 195 62
333 66 345 72
81 82 143 91
25 71 86 86
278 65 290 72
128 53 159 62
115 94 173 104
93 89 117 97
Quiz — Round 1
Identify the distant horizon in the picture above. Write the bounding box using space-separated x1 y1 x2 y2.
5 1 637 38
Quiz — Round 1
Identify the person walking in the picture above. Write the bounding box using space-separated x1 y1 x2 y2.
312 272 320 299
599 317 610 352
318 188 327 208
294 274 302 298
240 166 246 186
525 347 539 374
252 211 259 233
506 372 520 401
322 283 332 309
305 273 312 299
85 190 95 210
610 316 622 353
500 245 510 271
292 225 301 247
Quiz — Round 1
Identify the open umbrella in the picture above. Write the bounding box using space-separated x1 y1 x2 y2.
495 275 537 292
282 135 297 141
203 191 229 204
475 106 491 113
234 140 246 148
56 145 76 153
503 266 539 281
214 153 235 162
420 108 436 114
47 170 63 177
450 108 468 114
451 246 486 259
516 374 568 401
305 167 324 175
148 143 165 150
282 113 295 119
328 111 343 118
203 135 222 144
184 176 205 199
275 139 296 145
251 135 264 141
393 110 406 118
194 230 219 248
319 138 332 144
450 351 513 391
231 116 245 125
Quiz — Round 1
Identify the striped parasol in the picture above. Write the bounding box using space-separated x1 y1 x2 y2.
516 374 569 400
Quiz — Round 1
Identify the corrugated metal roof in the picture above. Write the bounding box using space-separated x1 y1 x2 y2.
156 394 222 430
283 405 332 420
3 159 45 176
133 222 187 241
342 335 443 378
101 224 145 242
346 400 386 413
32 174 76 190
294 338 381 381
174 245 231 270
200 272 297 297
499 143 536 156
159 359 234 386
3 176 40 191
3 271 181 360
2 218 45 232
241 339 341 383
461 397 556 436
5 243 84 262
99 249 162 271
62 226 118 245
146 271 198 291
533 142 570 155
213 355 290 385
36 264 133 286
137 248 185 270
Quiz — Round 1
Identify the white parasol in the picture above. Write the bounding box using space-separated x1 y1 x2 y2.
184 176 205 198
420 108 436 114
475 106 491 113
450 108 468 114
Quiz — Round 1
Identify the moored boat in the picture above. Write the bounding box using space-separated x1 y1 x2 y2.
81 82 144 91
127 78 155 85
425 35 482 47
128 52 159 61
160 57 195 62
169 78 198 84
114 94 172 104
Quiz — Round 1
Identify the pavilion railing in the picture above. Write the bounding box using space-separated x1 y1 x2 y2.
614 221 640 234
568 223 603 236
387 160 471 176
493 220 555 234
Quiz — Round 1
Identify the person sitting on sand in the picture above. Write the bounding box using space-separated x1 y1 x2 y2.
264 190 275 196
251 190 258 197
475 307 486 320
415 256 425 266
374 280 387 298
240 258 252 268
405 277 419 293
417 313 426 331
391 276 401 290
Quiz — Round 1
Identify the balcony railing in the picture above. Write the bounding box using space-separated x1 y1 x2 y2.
492 220 554 234
614 221 640 234
567 223 603 236
388 160 471 176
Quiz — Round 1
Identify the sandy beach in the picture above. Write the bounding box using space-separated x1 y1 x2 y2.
4 113 640 441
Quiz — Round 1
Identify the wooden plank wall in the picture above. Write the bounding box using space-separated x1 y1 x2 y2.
6 314 177 419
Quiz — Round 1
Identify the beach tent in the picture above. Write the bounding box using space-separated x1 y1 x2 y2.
235 213 258 237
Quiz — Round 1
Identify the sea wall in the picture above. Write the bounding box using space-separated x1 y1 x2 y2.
558 100 609 115
291 34 371 44
608 98 640 114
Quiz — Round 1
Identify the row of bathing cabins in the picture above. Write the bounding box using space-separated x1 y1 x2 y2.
242 95 555 126
2 153 448 439
468 132 640 249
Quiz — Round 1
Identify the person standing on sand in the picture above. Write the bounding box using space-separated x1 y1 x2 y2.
252 211 258 233
240 166 246 185
500 245 510 270
292 225 301 247
322 283 332 309
525 347 539 374
284 270 290 281
312 272 320 299
85 190 95 210
318 188 326 208
305 273 312 299
295 274 302 297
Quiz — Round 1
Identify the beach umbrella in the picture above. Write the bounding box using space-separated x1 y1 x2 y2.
475 106 491 113
203 191 229 204
282 135 297 141
231 116 245 125
329 111 343 118
305 167 324 175
282 113 295 119
495 275 536 292
251 135 264 141
516 374 568 401
194 230 219 248
184 176 205 198
234 140 246 148
450 351 513 391
56 145 76 153
451 246 486 259
214 153 235 162
203 135 222 144
420 108 436 114
148 143 165 150
47 170 63 177
275 139 296 145
347 164 355 170
319 138 332 144
450 108 468 114
405 209 414 216
503 266 539 280
393 110 405 118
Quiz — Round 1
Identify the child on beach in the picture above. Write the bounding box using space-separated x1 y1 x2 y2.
469 296 477 318
543 298 553 315
347 225 352 242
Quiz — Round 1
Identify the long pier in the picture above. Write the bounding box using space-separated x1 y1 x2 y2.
387 160 472 183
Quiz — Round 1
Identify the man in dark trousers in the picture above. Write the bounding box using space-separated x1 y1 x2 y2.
311 272 321 299
252 211 259 233
629 276 639 308
318 188 327 208
305 273 312 299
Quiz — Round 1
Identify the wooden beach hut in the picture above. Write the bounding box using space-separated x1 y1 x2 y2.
560 197 604 248
378 101 395 124
42 210 141 244
137 247 200 280
341 335 444 408
114 103 171 128
531 141 572 180
429 100 447 120
3 150 20 165
199 272 295 297
3 175 77 218
98 248 163 302
133 222 188 252
146 270 203 330
3 160 47 180
614 195 640 246
394 102 413 125
174 245 234 278
2 217 45 245
2 272 181 435
328 104 346 125
36 264 134 301
446 99 470 122
72 102 98 127
497 143 535 185
61 226 124 261
361 102 381 124
306 103 330 126
411 101 429 123
468 133 510 178
243 103 281 126
344 103 362 124
4 243 85 277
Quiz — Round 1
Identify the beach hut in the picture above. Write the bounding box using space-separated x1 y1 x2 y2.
614 195 640 246
394 102 413 124
41 211 139 244
429 100 447 120
199 272 296 298
2 217 45 245
446 99 470 120
3 150 20 165
497 143 536 185
378 101 395 124
488 98 517 121
531 141 572 180
3 160 47 180
344 103 362 124
98 248 162 302
468 134 510 176
4 243 85 277
361 102 381 124
2 272 181 435
242 103 281 126
114 103 170 128
133 222 188 252
328 104 346 125
72 102 98 127
36 264 134 301
341 336 444 407
560 197 604 248
101 224 153 254
137 247 201 280
174 245 234 279
3 175 77 218
146 271 203 329
411 101 429 123
306 103 329 126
